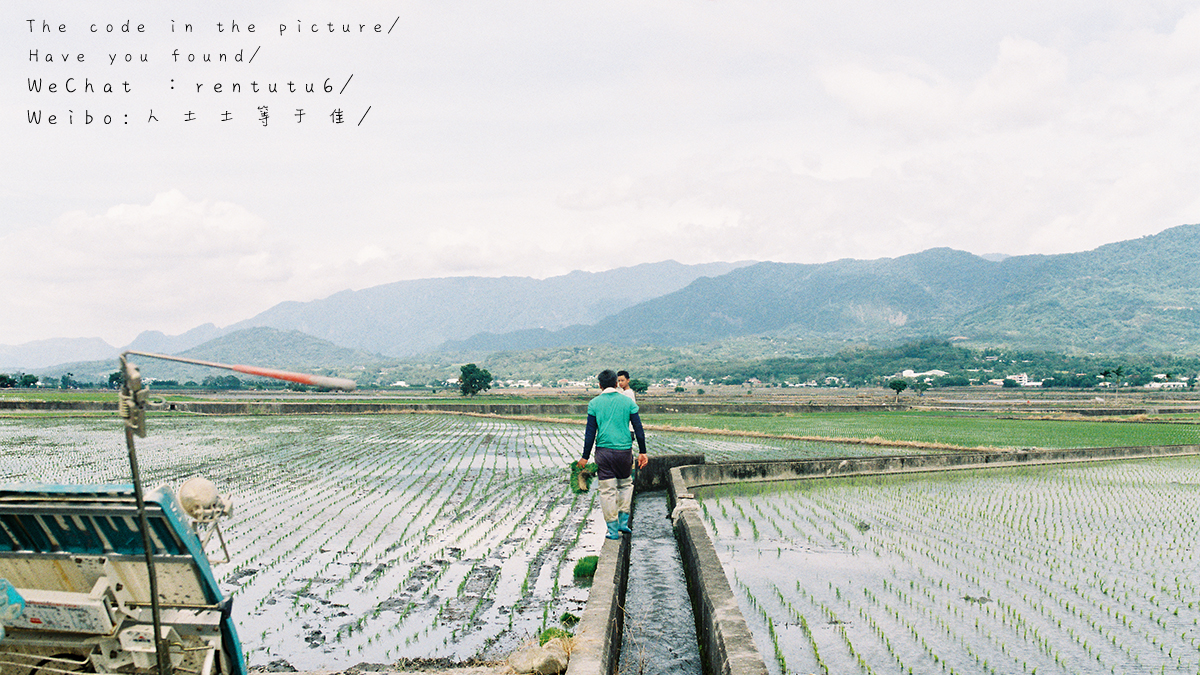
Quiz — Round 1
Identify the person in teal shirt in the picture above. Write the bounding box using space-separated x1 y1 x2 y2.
577 369 648 539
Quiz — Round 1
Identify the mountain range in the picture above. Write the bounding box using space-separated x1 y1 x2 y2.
443 224 1200 356
0 260 749 370
7 224 1200 379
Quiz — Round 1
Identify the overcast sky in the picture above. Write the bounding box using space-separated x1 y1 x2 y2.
5 0 1200 346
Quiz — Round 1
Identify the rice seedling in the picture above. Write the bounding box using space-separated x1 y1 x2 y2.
699 456 1200 675
0 414 604 669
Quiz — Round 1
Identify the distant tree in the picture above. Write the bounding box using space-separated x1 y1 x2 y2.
459 364 493 397
19 374 38 388
674 386 685 393
629 378 649 394
697 388 706 395
59 373 74 390
888 378 908 400
0 375 15 388
1061 372 1097 388
1002 379 1018 388
1100 366 1125 399
934 375 970 387
108 371 123 389
202 375 242 389
913 381 930 396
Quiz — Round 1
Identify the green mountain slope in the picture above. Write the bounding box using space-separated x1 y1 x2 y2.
226 260 753 356
445 224 1200 355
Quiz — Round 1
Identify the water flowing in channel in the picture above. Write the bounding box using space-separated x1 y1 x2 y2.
619 492 702 675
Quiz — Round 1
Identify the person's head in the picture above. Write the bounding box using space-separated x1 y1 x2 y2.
598 369 618 390
616 370 631 390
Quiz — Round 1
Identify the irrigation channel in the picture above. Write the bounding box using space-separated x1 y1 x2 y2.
619 492 703 675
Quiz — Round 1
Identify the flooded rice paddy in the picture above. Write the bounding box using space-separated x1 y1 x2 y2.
0 413 894 670
700 457 1200 675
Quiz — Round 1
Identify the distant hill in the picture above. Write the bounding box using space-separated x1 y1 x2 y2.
177 327 384 368
11 226 1200 381
224 260 753 356
0 337 117 371
37 328 387 385
124 324 225 355
0 260 752 372
445 224 1200 355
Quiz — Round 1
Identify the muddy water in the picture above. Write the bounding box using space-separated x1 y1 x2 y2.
618 492 702 675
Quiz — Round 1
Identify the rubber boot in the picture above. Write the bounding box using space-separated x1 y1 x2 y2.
617 511 632 534
605 520 620 540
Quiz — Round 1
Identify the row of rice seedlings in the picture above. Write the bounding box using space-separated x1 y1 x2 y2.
378 467 564 649
825 468 1197 672
700 456 1200 674
227 422 437 607
2 414 604 667
319 418 588 659
272 419 478 652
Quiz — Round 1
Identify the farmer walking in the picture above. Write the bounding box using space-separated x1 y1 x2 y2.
578 369 648 539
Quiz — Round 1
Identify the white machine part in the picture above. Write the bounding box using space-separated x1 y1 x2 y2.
179 476 234 564
8 580 114 634
0 568 227 675
178 477 233 523
117 624 184 670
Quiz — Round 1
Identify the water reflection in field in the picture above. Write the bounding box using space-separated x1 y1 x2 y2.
699 458 1200 675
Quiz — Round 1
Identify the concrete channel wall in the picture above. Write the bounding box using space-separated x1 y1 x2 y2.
564 535 631 675
665 443 1200 675
673 508 769 675
671 443 1200 494
563 455 703 675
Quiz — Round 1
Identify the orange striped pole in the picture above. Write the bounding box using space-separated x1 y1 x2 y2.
121 350 357 391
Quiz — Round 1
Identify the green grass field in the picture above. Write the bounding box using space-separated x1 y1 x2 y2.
6 387 1199 450
643 410 1200 449
0 390 120 403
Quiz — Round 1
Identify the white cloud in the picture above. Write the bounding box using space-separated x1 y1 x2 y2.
7 1 1200 345
0 191 296 344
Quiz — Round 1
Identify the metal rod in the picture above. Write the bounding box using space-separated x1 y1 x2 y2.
114 349 352 675
125 426 172 675
121 350 356 391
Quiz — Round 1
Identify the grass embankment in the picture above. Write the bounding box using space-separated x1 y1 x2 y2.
444 407 1200 451
0 390 120 403
640 410 1200 450
0 390 120 418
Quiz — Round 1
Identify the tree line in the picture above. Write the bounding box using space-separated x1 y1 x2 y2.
662 339 1200 389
